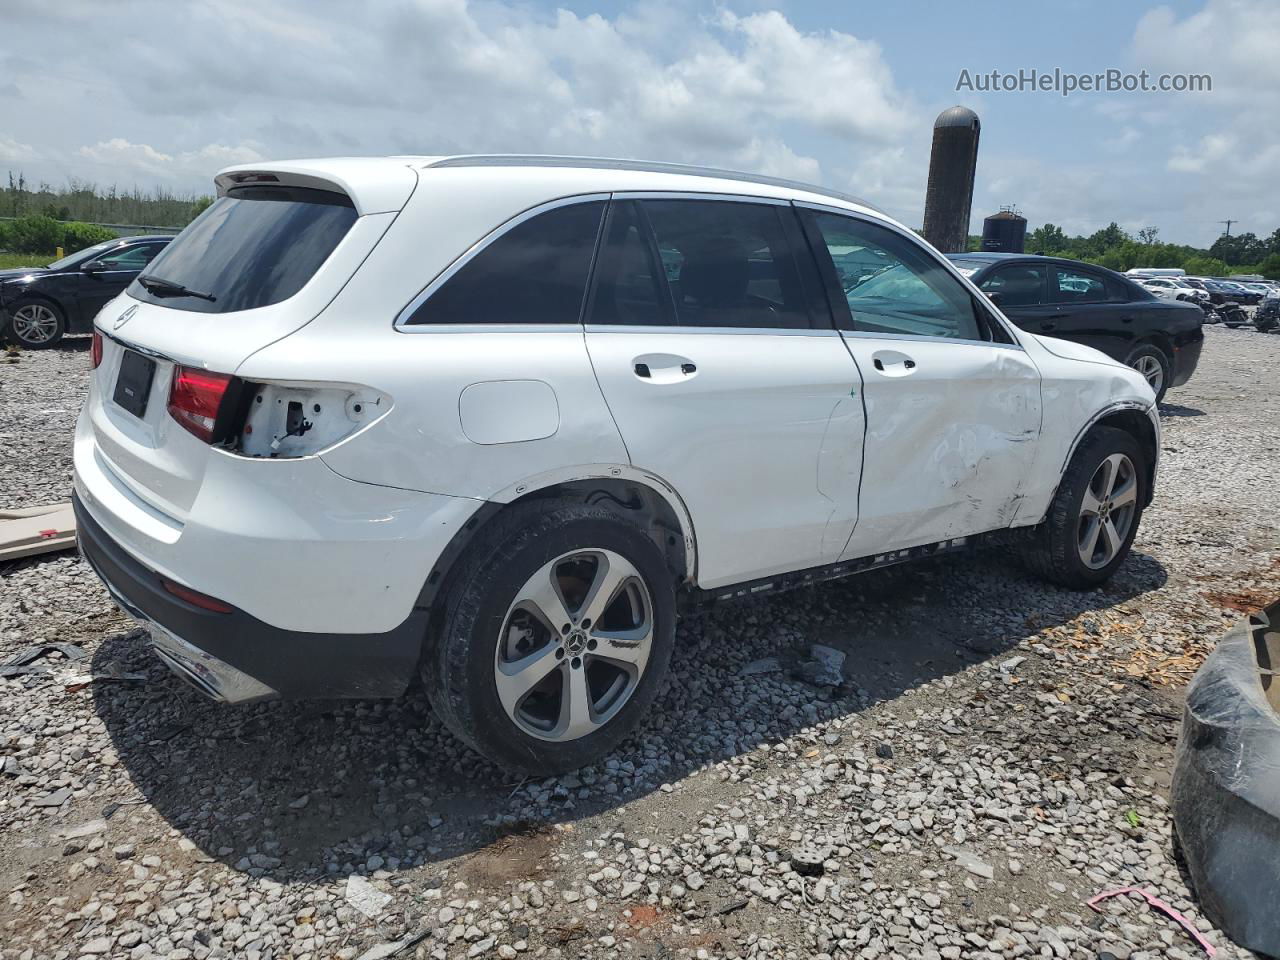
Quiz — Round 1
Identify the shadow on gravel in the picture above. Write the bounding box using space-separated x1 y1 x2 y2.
90 547 1167 883
1158 403 1206 418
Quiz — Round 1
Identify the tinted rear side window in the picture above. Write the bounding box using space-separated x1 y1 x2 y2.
407 201 605 325
128 186 357 314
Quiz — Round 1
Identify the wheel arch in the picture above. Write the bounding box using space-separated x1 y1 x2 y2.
415 464 698 615
1060 403 1159 509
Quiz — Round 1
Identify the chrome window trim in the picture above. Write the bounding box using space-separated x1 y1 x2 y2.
395 323 590 336
840 330 1025 350
584 324 842 338
393 192 610 330
792 199 1028 350
610 190 791 206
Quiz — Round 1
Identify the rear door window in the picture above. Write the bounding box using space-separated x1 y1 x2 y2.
980 265 1047 306
640 200 815 329
1051 266 1110 304
128 186 357 314
407 201 605 325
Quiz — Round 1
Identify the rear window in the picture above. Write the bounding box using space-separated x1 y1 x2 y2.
127 186 357 314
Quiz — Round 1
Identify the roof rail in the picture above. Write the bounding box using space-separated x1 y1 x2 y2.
423 155 885 216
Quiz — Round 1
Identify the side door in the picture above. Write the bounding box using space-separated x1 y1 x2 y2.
798 206 1043 558
1048 264 1136 361
76 241 166 328
583 196 866 589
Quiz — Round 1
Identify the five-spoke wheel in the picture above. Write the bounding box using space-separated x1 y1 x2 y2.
496 549 654 742
1076 453 1138 570
423 501 675 775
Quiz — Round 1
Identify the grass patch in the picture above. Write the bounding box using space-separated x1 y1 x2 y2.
0 251 53 270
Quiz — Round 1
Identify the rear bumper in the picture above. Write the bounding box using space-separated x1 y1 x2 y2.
75 493 427 701
1169 333 1203 389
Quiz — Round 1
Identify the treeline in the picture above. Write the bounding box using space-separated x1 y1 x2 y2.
2 172 210 229
969 221 1280 279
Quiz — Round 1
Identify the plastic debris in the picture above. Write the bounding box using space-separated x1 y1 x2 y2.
1087 886 1215 957
0 642 88 678
345 874 392 919
0 502 75 561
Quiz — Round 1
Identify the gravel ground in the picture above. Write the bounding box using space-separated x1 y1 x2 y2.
2 326 1280 960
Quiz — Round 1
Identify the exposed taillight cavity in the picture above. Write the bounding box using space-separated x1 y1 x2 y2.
90 331 103 369
168 365 234 443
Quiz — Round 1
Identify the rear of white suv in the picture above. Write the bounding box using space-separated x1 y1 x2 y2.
76 156 1160 774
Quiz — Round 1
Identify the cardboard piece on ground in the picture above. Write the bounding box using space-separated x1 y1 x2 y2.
0 502 76 561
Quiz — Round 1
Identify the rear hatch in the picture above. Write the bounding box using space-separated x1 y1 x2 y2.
87 169 411 522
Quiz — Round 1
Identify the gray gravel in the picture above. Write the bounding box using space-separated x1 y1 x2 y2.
3 327 1279 960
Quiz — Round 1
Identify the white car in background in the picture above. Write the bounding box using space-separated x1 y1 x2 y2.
1139 277 1207 304
74 156 1160 773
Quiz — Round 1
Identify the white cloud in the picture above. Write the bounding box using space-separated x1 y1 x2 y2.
0 1 917 199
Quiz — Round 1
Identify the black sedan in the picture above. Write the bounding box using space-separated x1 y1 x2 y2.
0 235 172 348
947 253 1203 403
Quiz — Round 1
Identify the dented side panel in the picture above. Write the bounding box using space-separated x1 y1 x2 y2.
838 336 1043 557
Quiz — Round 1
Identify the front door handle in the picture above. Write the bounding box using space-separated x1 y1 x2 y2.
870 350 917 377
1041 320 1057 331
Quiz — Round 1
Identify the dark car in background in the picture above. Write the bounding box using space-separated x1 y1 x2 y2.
948 253 1203 402
1212 279 1262 306
0 235 172 348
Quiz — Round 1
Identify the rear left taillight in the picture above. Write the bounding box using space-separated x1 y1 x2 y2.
168 365 235 443
90 331 103 369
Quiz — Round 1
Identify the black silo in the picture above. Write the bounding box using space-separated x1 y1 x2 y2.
922 106 980 254
981 209 1027 252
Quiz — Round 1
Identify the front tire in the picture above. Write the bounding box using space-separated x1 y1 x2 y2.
423 500 676 775
1022 426 1146 589
6 299 65 348
1125 344 1170 403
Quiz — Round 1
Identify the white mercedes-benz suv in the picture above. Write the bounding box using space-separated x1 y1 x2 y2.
74 156 1159 773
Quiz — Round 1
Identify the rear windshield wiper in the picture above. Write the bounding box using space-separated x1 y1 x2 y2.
137 275 217 303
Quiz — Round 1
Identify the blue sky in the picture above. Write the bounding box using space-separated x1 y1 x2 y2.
1 0 1273 246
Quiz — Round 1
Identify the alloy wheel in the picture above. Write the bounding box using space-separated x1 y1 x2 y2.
1130 354 1164 396
1077 453 1138 569
494 549 653 742
10 303 59 344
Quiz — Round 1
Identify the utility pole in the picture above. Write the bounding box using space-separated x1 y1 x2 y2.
1218 219 1238 235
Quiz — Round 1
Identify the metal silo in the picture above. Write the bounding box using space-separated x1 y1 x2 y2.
922 106 980 254
981 207 1027 253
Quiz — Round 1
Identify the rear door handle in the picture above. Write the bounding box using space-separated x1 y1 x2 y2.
1041 321 1057 331
632 354 698 383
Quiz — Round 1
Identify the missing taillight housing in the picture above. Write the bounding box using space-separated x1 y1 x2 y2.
90 331 103 369
168 365 236 443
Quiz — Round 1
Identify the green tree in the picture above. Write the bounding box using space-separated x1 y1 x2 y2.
1258 253 1280 280
1027 222 1068 254
1185 256 1230 277
189 195 214 221
1137 226 1160 245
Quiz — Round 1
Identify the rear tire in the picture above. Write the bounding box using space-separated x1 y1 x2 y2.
423 500 676 775
1022 426 1146 590
6 299 65 348
1125 344 1170 403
